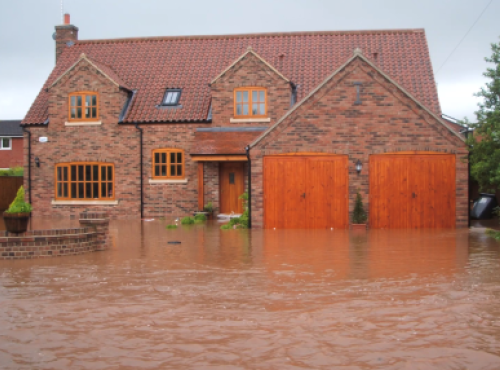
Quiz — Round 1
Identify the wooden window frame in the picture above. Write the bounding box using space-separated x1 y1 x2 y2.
54 162 115 201
68 92 99 122
152 149 185 180
234 87 267 118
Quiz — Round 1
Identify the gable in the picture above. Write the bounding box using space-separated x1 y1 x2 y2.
252 51 464 150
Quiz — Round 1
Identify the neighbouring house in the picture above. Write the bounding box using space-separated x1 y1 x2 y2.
21 14 468 228
0 120 23 170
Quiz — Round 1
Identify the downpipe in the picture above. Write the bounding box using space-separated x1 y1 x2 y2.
134 123 144 218
22 127 32 204
245 145 252 228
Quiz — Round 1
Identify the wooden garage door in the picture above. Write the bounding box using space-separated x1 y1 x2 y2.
264 155 348 229
370 153 456 229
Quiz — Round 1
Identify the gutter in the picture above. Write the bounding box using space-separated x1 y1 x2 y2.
245 146 252 228
134 123 144 218
22 127 32 204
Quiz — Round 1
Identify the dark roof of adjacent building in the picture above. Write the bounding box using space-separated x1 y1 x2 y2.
0 120 23 137
23 29 441 125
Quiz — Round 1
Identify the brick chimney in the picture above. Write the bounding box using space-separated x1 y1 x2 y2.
54 13 78 63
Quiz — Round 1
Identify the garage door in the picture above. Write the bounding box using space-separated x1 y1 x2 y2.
264 155 348 229
370 153 456 228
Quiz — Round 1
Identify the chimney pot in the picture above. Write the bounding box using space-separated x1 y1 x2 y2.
64 13 70 25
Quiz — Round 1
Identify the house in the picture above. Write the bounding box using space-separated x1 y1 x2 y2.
21 14 468 228
0 120 23 170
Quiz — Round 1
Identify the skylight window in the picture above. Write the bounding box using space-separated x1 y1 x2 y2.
162 89 182 106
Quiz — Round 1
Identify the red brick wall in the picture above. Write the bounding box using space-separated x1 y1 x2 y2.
250 58 468 228
0 137 23 168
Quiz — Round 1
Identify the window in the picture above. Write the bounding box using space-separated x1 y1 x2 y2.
162 89 182 106
55 163 114 200
152 149 184 179
0 137 11 150
69 92 99 121
234 87 266 118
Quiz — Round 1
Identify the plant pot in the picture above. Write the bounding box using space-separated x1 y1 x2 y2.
3 212 31 234
351 223 367 230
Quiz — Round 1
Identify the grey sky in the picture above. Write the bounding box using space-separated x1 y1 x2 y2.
1 0 499 121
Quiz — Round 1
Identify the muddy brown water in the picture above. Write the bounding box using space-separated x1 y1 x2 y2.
0 219 500 369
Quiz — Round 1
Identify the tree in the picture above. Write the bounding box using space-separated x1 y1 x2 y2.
466 38 500 192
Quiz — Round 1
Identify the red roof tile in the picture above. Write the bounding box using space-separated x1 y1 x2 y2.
23 29 440 125
193 131 262 154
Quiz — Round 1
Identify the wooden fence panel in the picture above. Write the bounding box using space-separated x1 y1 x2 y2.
0 177 24 211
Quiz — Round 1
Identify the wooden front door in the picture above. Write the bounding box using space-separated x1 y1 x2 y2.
220 162 245 214
369 153 456 228
264 155 349 229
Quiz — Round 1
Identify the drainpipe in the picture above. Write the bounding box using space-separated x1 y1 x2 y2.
134 123 143 218
245 145 252 228
22 127 32 204
461 126 473 228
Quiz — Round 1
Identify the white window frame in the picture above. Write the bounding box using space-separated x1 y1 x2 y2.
0 137 12 150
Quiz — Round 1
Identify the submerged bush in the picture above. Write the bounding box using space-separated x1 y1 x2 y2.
5 186 32 214
194 213 207 221
165 224 177 229
181 216 195 225
221 192 249 230
220 224 231 230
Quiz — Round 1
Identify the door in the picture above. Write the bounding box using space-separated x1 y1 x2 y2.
220 162 245 214
369 153 456 228
264 155 348 229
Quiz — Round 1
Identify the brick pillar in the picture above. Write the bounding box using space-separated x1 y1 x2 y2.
79 212 110 251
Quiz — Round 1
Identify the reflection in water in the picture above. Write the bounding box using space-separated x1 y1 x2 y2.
0 220 499 369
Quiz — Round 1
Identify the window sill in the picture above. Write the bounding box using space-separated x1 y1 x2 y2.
230 118 271 123
0 148 12 150
65 121 102 127
51 200 119 206
149 179 188 184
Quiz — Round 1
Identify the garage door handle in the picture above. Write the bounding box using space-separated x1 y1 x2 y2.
302 193 306 198
412 192 416 198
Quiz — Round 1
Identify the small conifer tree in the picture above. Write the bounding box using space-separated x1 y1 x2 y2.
352 191 367 224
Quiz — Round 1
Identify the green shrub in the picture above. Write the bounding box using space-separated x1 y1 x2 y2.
165 224 177 229
220 192 249 229
0 166 23 177
203 201 214 213
220 224 231 230
194 219 205 224
352 191 367 224
194 213 207 221
181 216 195 225
5 186 32 214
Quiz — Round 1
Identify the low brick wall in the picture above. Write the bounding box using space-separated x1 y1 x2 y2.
0 212 110 260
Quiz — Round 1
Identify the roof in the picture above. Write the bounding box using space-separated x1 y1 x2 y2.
192 129 264 155
0 120 23 137
23 29 440 125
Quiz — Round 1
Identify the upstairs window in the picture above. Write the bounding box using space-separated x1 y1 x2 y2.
55 162 114 200
162 89 182 106
0 137 12 150
152 149 184 179
69 92 99 121
234 87 266 118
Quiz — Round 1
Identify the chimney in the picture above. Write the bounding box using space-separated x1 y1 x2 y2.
54 13 78 64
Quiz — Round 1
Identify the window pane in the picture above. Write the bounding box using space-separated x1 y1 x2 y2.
71 109 76 119
171 165 176 176
77 108 82 118
93 183 99 198
63 167 68 181
177 165 182 176
155 153 160 164
92 108 97 118
57 167 62 181
161 165 166 176
93 166 98 181
107 183 113 198
252 91 257 101
161 153 166 164
71 96 76 107
236 104 242 115
236 91 242 103
85 165 91 181
63 183 68 198
107 167 112 181
85 108 90 118
101 167 106 181
92 95 97 106
86 95 91 107
177 152 182 163
101 183 106 198
229 173 235 184
78 183 84 199
260 103 265 115
57 183 62 197
86 183 91 198
2 138 8 148
71 183 77 198
71 166 76 181
155 165 160 176
78 165 84 181
252 103 258 115
76 96 82 107
260 91 265 102
243 104 248 115
170 152 175 164
243 91 248 102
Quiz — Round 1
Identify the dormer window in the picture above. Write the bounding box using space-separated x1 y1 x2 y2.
162 89 182 106
69 92 99 121
234 87 266 118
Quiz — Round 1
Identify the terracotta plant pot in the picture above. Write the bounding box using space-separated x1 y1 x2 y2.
351 223 367 230
3 212 31 234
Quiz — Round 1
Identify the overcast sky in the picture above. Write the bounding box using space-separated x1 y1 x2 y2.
1 0 499 121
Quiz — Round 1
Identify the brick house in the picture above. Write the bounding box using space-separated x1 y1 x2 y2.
21 15 467 228
0 120 23 169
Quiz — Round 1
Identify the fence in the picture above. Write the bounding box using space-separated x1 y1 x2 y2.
0 177 24 211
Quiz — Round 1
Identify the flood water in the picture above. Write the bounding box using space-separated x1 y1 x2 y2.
1 219 500 369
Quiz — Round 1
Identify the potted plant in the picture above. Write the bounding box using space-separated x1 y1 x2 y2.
202 201 214 220
351 191 367 230
3 186 32 234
